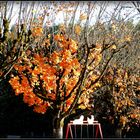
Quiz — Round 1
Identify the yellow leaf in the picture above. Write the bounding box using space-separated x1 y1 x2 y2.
59 24 65 32
79 104 86 109
74 25 81 35
80 14 87 20
125 36 131 42
111 44 116 50
32 10 37 13
112 24 116 30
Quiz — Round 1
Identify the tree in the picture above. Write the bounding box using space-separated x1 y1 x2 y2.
8 21 133 138
9 29 105 138
1 1 138 81
0 1 37 81
93 66 140 138
132 1 140 13
1 1 139 138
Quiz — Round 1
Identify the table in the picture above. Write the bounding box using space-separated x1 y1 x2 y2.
65 121 103 139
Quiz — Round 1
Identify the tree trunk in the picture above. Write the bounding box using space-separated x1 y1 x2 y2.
115 127 122 138
53 117 64 139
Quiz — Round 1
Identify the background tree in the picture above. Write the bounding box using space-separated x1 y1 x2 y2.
93 65 140 138
0 1 37 81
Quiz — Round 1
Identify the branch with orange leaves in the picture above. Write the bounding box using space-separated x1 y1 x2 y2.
88 42 130 89
60 43 90 103
60 42 130 119
61 45 90 118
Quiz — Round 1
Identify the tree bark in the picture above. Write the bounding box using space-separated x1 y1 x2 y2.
53 117 64 138
115 127 122 138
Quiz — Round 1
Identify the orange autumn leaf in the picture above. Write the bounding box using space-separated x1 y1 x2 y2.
46 93 56 100
79 13 87 20
23 93 36 106
32 27 43 37
74 25 81 35
54 34 64 42
33 102 49 114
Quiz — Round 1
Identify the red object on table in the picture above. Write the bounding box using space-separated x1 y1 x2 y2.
65 121 103 139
